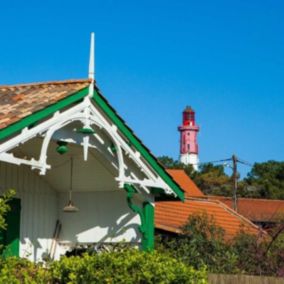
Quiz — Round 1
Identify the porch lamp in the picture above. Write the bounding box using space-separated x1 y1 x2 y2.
63 157 79 213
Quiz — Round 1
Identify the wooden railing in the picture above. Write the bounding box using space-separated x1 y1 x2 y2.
208 274 284 284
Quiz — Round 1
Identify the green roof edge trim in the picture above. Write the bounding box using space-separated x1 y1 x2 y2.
0 87 89 141
0 83 184 201
92 89 185 201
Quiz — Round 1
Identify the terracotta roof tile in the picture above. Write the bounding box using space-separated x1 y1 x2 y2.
209 196 284 222
0 79 91 130
155 198 264 240
166 169 204 197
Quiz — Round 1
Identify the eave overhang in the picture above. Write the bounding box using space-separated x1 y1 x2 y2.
0 82 184 201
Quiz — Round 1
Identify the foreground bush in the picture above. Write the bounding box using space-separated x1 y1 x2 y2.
0 250 207 284
0 257 51 284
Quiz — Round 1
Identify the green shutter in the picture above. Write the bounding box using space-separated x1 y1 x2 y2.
0 198 21 257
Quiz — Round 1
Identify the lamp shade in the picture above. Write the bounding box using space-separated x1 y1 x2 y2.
63 200 79 213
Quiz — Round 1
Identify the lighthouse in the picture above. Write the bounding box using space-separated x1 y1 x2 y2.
178 106 200 170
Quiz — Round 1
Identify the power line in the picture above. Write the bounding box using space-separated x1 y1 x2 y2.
199 156 254 167
237 158 253 167
198 155 254 212
198 158 232 165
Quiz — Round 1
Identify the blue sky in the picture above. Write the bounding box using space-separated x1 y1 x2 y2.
0 0 283 176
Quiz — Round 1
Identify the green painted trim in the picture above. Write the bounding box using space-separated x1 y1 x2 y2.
0 82 183 200
110 143 117 153
77 127 95 134
0 87 89 141
142 202 154 251
93 90 184 201
123 184 146 234
123 184 154 251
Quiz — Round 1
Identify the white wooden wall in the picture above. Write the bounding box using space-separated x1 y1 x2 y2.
0 162 142 262
0 162 58 262
57 191 141 258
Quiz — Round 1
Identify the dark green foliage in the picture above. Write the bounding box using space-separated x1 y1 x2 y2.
0 257 50 284
244 161 284 199
156 212 238 274
0 189 16 254
156 212 284 277
232 230 284 277
158 156 232 196
158 156 196 178
0 250 207 284
193 163 232 196
0 189 16 231
158 156 284 200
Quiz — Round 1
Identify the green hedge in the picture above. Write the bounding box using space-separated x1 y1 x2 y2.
0 257 50 284
0 250 207 284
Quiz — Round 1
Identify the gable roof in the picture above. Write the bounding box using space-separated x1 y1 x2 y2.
210 196 284 223
0 79 184 201
0 79 91 130
155 198 264 239
166 169 204 197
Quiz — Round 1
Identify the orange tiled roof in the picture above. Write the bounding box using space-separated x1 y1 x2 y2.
166 169 204 197
209 196 284 222
0 79 91 129
155 198 264 239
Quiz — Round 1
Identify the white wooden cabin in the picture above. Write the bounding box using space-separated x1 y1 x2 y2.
0 77 184 262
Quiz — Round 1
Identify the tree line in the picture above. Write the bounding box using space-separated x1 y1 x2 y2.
158 156 284 200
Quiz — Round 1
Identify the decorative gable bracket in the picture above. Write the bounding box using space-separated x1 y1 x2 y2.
0 97 176 197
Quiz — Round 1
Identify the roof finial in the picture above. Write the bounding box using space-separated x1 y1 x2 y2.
88 32 95 97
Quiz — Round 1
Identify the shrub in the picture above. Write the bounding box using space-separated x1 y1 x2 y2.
0 257 51 284
0 189 16 231
0 250 207 283
49 249 207 284
156 212 238 274
232 230 284 277
157 211 284 277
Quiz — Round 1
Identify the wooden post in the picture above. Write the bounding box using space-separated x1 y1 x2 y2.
232 154 238 211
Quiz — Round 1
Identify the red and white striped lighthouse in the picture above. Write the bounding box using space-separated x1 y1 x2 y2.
178 106 200 170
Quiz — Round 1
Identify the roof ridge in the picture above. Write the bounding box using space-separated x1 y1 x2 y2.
186 196 266 233
209 195 284 202
212 199 266 232
0 78 92 88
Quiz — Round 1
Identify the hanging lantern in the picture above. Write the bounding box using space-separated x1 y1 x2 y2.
63 157 79 213
110 143 117 153
77 127 95 135
56 141 68 155
63 200 79 213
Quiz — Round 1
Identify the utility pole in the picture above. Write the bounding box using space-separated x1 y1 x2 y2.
232 154 238 211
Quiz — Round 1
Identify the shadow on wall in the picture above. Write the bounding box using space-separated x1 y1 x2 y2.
21 191 140 261
59 191 141 244
0 162 141 262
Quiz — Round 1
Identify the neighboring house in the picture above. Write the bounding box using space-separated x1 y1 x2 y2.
210 196 284 229
166 169 204 198
156 169 264 240
0 79 185 262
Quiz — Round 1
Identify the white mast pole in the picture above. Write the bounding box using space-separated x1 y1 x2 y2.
88 32 95 97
